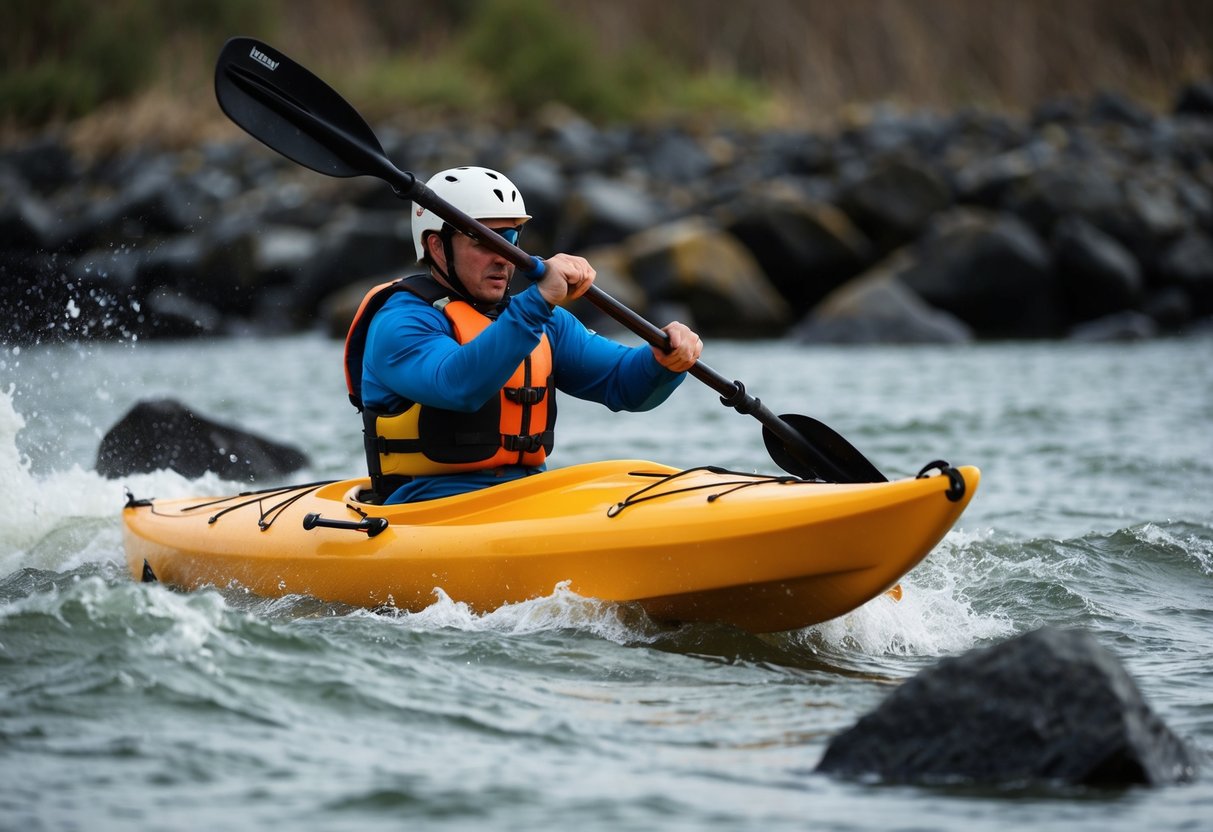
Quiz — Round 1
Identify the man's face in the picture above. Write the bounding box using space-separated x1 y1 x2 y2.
428 220 524 305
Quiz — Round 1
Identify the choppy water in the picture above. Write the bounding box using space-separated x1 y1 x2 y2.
2 332 1211 831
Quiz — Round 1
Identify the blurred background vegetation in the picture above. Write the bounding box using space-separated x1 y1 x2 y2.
3 0 1212 150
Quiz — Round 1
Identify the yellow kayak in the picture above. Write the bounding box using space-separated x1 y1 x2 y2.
123 460 979 633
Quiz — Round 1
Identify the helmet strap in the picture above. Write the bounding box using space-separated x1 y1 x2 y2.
430 226 507 315
426 227 472 301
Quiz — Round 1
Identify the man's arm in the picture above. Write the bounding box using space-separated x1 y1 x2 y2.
548 307 686 412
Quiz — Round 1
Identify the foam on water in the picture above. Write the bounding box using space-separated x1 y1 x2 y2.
360 582 654 645
0 385 253 576
328 529 1021 662
0 566 232 656
1138 521 1213 576
0 384 124 568
795 529 1017 659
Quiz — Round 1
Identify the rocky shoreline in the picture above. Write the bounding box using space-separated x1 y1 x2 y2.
4 83 1213 346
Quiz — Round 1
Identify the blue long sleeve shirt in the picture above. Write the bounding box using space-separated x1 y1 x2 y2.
361 281 685 503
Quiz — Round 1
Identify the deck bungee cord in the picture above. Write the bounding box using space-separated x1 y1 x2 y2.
127 481 337 529
608 466 807 517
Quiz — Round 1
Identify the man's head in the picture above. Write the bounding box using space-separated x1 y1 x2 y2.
412 167 530 305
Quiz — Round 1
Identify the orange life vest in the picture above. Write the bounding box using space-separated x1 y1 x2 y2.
344 275 555 492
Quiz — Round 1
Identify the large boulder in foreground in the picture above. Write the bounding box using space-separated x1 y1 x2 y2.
816 627 1195 787
97 399 309 481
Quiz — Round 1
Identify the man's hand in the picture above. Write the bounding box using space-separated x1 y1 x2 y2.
536 253 595 306
653 321 702 373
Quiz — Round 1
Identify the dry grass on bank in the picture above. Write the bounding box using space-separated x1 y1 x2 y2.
6 0 1212 157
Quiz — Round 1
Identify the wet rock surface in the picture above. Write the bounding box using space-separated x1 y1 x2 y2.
96 398 309 481
816 627 1196 788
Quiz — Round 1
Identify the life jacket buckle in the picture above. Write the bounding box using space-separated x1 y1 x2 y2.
503 433 544 453
504 386 546 405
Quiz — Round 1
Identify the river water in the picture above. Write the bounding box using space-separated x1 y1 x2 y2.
1 332 1210 831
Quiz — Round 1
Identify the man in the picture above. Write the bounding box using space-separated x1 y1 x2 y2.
345 166 702 504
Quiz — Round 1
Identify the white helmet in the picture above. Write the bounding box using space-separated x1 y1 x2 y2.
412 166 531 261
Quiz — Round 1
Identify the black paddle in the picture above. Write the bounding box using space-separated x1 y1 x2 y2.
214 37 886 483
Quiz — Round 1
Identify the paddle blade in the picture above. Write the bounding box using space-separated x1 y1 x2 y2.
763 413 887 483
215 37 387 180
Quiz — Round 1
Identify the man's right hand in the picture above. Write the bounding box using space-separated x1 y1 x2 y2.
536 253 596 306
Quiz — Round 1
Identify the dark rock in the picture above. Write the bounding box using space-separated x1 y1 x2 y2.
115 165 211 235
537 106 611 171
816 627 1196 787
1007 164 1129 237
195 214 262 312
0 179 62 250
295 210 414 320
1157 231 1213 315
560 174 663 251
1089 90 1154 128
126 219 262 334
252 226 321 285
140 288 223 338
1123 175 1189 241
189 163 243 205
1052 216 1143 321
787 133 838 176
1032 96 1085 126
791 264 973 344
0 250 145 343
900 210 1062 337
1175 178 1213 229
625 218 790 337
953 141 1058 207
1068 310 1158 342
60 248 144 339
72 162 212 252
506 155 566 255
559 243 647 335
1175 80 1213 117
1142 286 1193 330
947 109 1031 155
716 188 872 311
840 107 951 159
0 252 71 343
256 181 340 229
0 135 79 194
838 158 952 248
642 130 716 184
134 234 208 303
68 248 143 292
317 277 381 340
96 398 308 481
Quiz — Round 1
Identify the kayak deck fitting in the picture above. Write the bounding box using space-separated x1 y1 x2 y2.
123 460 979 634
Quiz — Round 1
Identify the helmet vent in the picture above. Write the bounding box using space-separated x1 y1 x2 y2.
493 189 505 202
486 171 499 180
444 174 459 182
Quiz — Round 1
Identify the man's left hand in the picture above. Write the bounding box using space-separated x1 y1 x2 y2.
654 321 702 373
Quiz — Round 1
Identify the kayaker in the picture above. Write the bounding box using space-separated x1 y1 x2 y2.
345 166 703 504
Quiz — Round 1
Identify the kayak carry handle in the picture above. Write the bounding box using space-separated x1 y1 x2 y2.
302 513 389 538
